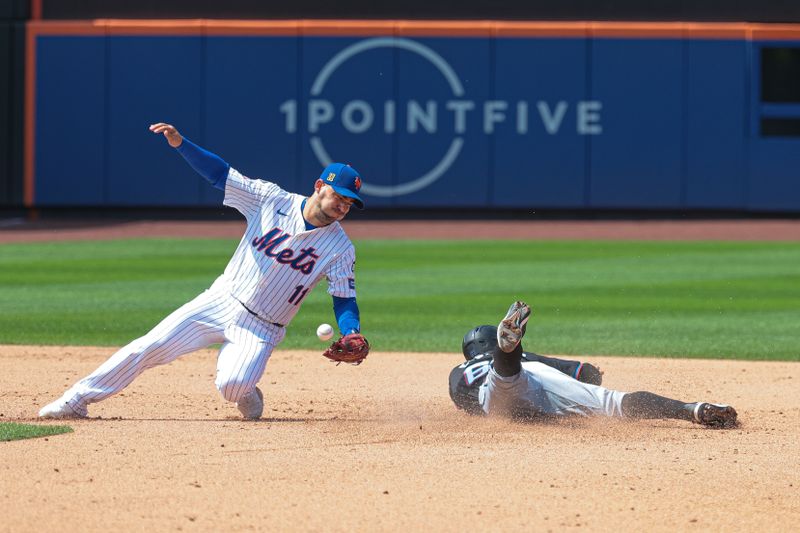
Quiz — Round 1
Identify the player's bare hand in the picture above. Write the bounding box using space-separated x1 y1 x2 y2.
149 123 183 148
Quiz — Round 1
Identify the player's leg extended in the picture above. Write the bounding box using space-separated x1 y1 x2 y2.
492 364 738 426
621 392 694 420
215 312 285 419
522 363 626 417
41 288 236 417
621 392 738 428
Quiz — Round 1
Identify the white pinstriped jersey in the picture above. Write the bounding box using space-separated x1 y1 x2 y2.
214 167 357 326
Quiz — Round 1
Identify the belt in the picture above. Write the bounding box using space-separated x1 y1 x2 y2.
238 300 285 328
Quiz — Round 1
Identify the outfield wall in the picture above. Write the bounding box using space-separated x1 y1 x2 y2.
0 1 26 207
25 21 800 212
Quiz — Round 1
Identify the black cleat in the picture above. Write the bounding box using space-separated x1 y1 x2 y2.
496 301 532 353
693 402 738 428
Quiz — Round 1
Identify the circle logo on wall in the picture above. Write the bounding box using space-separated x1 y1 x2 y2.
279 37 603 198
309 38 464 198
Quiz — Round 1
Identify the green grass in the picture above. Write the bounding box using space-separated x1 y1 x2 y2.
0 422 73 441
0 239 798 360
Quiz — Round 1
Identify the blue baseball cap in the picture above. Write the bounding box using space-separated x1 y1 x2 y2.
319 163 365 209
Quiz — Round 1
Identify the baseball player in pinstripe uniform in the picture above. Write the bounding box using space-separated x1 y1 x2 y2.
39 123 367 420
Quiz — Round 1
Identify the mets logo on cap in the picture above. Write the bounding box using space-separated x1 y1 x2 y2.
318 162 366 209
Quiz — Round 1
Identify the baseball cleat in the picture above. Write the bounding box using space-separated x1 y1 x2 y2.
693 402 738 428
38 399 86 419
237 387 264 420
497 301 532 353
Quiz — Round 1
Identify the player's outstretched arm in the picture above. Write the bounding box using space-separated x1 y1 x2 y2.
149 122 183 147
149 123 230 190
332 296 360 335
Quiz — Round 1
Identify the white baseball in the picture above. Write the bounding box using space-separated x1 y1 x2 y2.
316 323 334 341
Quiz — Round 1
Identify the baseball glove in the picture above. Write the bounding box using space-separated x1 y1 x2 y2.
323 333 370 366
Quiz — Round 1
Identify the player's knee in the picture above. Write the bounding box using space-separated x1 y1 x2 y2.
215 377 248 402
127 336 169 359
577 363 603 385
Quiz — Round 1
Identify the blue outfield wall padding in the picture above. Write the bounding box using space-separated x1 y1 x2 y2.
492 37 590 208
29 30 800 212
589 39 684 209
749 139 800 211
205 36 300 204
685 39 748 209
394 37 492 207
299 36 398 207
748 41 800 212
35 36 106 205
106 37 205 206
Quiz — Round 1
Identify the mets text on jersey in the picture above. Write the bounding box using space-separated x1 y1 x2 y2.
251 228 320 274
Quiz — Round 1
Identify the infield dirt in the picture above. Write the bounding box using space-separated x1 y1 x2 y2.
2 345 799 532
1 219 799 531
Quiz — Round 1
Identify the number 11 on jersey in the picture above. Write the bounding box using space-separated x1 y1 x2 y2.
288 284 309 305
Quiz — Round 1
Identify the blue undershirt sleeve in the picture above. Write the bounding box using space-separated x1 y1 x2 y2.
332 296 361 335
175 138 231 191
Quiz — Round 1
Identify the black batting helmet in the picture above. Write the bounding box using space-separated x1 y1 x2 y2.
461 324 498 360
